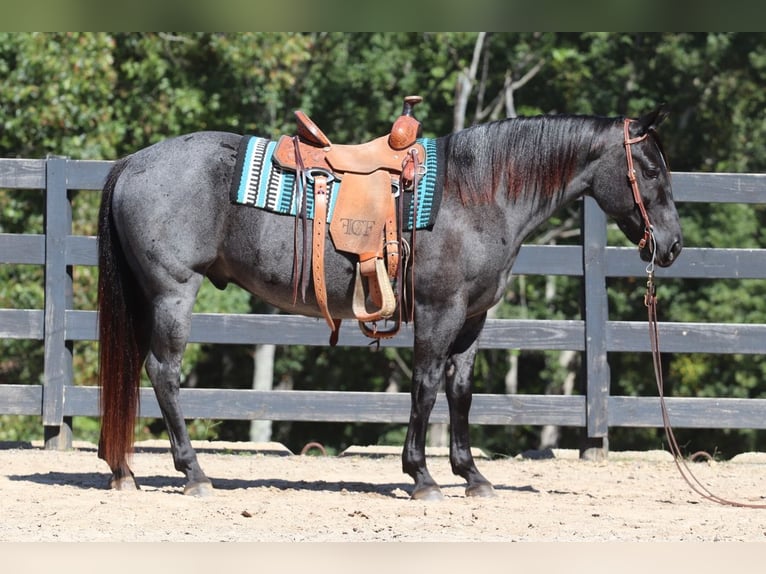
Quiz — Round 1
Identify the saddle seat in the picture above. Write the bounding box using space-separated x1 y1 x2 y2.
272 95 425 344
275 96 425 180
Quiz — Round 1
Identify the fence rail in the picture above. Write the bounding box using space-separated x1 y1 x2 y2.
2 157 766 452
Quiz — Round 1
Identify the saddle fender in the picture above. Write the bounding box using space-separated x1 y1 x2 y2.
330 171 397 322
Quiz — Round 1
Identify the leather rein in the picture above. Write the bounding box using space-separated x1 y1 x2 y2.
624 118 766 508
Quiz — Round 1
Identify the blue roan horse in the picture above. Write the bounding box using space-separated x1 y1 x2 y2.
97 106 682 499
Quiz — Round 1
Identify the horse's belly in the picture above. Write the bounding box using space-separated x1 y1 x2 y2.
214 225 360 319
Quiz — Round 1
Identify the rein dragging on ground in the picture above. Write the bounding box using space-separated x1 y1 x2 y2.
645 258 766 508
626 115 765 507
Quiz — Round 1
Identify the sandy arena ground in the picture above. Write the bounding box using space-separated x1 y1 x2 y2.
2 440 766 544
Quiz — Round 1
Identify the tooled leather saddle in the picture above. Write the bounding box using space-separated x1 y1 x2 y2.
273 95 426 345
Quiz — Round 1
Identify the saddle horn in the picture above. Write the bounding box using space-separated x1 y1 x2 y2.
389 95 423 150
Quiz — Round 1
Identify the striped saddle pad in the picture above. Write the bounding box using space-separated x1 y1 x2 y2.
229 135 440 231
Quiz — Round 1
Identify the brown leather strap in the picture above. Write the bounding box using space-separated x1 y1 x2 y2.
311 171 341 345
646 274 766 508
361 189 399 310
292 136 311 305
384 185 399 280
357 255 382 309
624 119 652 250
406 148 420 324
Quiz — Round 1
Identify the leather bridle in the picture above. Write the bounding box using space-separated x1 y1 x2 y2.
623 118 653 253
625 118 766 508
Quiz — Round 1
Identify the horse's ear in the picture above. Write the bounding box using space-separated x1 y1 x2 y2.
637 104 669 134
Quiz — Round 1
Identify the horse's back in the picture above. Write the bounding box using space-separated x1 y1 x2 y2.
119 131 242 182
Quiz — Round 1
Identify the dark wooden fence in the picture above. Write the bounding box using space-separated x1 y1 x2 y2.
2 157 766 452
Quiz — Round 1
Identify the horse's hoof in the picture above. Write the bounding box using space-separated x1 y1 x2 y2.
466 482 496 498
184 480 215 497
108 476 140 491
410 485 444 501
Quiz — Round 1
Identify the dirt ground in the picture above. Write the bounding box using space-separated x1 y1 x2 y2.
2 440 766 543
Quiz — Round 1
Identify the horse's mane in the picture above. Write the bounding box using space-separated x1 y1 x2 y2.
442 114 616 205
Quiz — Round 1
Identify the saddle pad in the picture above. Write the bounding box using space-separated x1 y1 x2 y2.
229 135 440 231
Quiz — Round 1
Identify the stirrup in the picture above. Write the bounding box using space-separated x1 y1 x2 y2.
351 259 396 322
358 319 401 342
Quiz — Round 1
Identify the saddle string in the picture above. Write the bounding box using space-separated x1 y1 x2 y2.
392 146 421 331
292 135 311 305
405 147 420 325
627 119 766 507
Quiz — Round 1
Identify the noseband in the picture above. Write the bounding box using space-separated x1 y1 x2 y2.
623 118 654 255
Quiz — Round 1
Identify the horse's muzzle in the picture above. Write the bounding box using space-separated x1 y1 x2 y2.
642 237 682 267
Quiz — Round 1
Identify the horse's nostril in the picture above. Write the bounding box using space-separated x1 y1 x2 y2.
670 240 682 259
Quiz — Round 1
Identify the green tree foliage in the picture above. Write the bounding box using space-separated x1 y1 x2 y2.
2 33 766 456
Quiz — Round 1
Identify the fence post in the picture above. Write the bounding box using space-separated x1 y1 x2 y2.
43 157 73 449
580 197 609 459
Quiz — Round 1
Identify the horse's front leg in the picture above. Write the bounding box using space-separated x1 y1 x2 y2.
402 349 445 501
404 305 467 501
445 313 496 497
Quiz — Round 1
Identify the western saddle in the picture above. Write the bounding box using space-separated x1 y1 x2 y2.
272 95 425 345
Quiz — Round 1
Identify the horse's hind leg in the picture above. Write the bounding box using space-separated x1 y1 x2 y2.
103 457 140 491
145 277 213 496
445 313 496 497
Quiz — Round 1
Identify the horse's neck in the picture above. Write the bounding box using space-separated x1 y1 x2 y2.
504 156 593 245
441 115 610 246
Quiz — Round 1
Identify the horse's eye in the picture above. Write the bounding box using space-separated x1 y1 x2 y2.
643 167 659 179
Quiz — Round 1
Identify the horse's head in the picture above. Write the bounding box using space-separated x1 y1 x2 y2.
591 106 682 268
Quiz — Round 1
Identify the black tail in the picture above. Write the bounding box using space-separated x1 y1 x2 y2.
97 158 146 471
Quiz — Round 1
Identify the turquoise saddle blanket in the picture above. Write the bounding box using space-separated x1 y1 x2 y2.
229 135 440 231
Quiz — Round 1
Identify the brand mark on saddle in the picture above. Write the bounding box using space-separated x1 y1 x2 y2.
340 218 375 236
